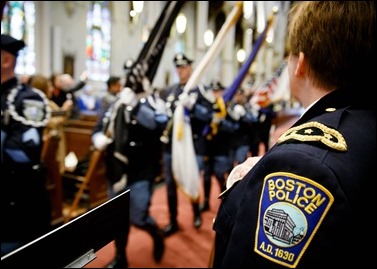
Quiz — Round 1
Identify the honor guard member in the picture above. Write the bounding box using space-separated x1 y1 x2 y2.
227 88 256 165
92 85 168 267
212 2 376 268
159 53 204 236
200 80 236 212
1 34 51 256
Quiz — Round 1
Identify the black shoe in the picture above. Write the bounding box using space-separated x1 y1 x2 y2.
199 201 209 212
194 215 202 229
152 230 165 262
161 222 179 237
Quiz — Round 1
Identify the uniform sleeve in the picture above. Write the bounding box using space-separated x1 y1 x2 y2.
213 145 342 268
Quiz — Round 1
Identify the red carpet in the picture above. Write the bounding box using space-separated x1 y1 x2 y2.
85 177 222 268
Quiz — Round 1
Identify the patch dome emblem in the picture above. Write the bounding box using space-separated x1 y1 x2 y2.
255 172 334 268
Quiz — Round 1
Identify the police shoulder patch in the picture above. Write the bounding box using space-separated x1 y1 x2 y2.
7 86 50 127
277 121 347 151
254 172 334 268
23 99 45 122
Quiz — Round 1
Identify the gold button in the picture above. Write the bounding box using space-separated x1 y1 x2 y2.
325 108 336 112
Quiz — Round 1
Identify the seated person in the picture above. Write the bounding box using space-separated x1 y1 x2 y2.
76 84 101 116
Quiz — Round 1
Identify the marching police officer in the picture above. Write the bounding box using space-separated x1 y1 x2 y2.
159 53 203 236
92 85 168 267
1 34 51 256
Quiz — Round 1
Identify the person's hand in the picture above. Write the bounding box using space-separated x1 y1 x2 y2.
61 99 73 111
179 92 196 110
119 87 138 108
112 174 127 194
80 70 88 82
92 132 112 151
226 156 262 189
230 104 246 121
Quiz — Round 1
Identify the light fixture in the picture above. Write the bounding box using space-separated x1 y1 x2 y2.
204 29 214 47
176 13 187 34
129 10 137 18
132 1 144 13
243 1 253 20
237 48 246 63
64 2 75 17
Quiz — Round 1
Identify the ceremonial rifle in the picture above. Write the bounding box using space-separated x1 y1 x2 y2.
124 1 186 94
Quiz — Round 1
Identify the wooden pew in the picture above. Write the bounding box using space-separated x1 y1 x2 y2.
64 119 97 161
62 119 108 221
63 149 108 223
41 131 64 227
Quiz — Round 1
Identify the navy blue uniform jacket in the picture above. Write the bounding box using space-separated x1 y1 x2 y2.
212 89 376 268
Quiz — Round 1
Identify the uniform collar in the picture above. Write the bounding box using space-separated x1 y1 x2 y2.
294 88 361 126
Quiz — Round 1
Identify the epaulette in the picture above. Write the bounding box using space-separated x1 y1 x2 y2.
277 121 347 151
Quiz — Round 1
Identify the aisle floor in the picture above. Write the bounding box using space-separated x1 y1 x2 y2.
85 177 222 268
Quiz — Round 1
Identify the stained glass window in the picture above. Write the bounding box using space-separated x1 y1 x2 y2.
1 1 36 75
86 1 111 82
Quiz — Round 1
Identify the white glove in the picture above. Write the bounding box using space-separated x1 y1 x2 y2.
64 151 78 172
112 174 127 194
179 92 197 110
229 104 246 120
119 87 138 108
234 104 246 118
153 95 168 114
92 132 112 151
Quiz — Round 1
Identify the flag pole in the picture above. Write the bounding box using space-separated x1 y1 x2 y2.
125 1 186 94
172 1 244 201
183 1 244 94
202 8 278 139
222 8 278 103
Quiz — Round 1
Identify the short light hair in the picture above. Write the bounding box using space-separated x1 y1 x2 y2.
287 1 376 90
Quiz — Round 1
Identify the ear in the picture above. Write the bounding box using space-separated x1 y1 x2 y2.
1 51 15 68
295 52 307 77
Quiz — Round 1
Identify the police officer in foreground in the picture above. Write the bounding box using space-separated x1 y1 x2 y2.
212 2 376 268
1 34 51 256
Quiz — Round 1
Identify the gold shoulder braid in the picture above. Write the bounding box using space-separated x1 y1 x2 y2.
277 121 347 151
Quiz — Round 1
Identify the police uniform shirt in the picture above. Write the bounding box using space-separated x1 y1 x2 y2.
160 83 184 114
189 84 216 155
107 92 167 185
159 83 184 152
212 89 376 268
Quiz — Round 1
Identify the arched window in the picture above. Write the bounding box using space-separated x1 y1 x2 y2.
86 1 111 82
1 1 36 75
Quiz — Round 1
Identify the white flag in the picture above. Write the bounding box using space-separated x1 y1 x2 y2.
172 103 200 200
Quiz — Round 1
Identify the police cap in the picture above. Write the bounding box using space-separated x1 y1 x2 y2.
173 53 193 67
1 34 25 57
210 79 225 91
